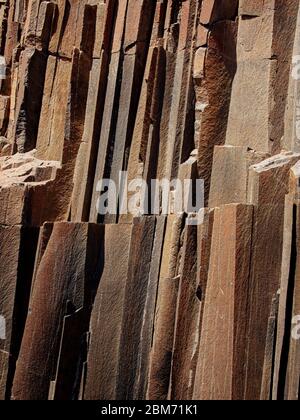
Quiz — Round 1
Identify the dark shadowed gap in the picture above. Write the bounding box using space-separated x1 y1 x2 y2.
277 204 297 400
5 227 39 400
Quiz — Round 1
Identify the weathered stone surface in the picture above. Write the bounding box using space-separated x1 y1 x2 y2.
13 48 47 153
283 3 300 152
284 203 300 400
11 222 104 400
273 161 300 400
227 1 300 153
83 217 164 401
209 146 268 208
193 204 253 400
0 0 300 402
196 18 237 203
0 225 38 399
148 214 184 400
82 223 132 400
170 221 199 400
245 152 300 400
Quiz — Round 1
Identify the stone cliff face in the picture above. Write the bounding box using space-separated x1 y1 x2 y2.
0 0 299 401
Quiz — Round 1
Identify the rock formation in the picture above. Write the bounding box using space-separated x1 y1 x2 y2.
0 0 299 400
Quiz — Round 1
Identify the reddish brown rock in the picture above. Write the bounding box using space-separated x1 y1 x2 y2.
148 214 184 400
0 0 300 402
11 222 104 400
193 204 253 401
170 221 199 400
209 146 269 207
83 223 133 400
196 18 237 203
245 153 300 400
0 225 38 399
273 161 300 400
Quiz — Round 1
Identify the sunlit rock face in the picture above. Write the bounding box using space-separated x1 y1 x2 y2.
0 0 299 401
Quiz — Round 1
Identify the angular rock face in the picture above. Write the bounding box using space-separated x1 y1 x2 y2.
0 0 300 401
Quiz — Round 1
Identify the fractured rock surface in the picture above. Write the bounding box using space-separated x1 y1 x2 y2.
0 0 300 400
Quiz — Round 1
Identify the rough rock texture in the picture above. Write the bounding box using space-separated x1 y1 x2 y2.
0 0 300 401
